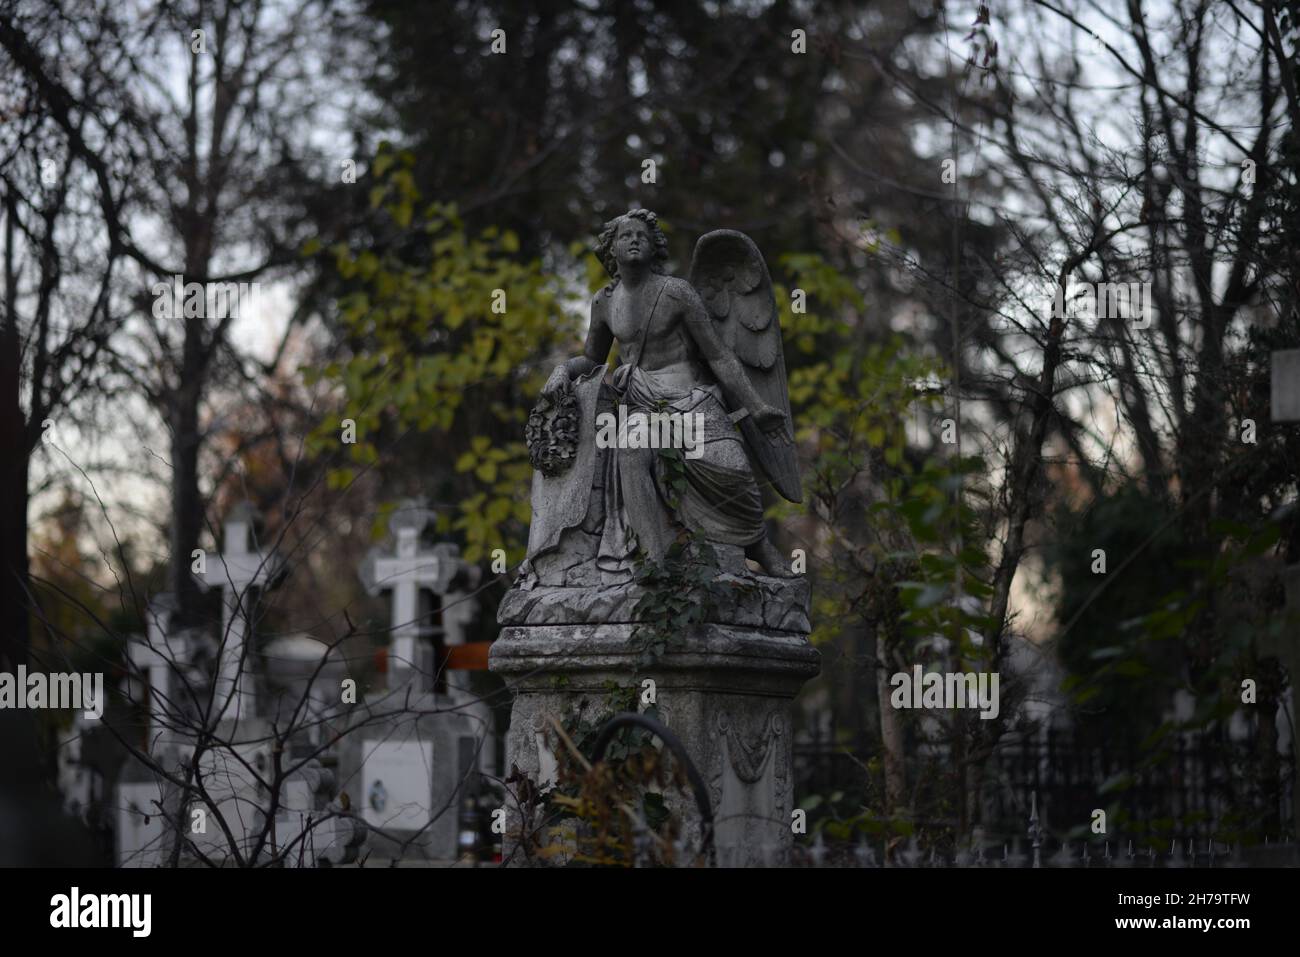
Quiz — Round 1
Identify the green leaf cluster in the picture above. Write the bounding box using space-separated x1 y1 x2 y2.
305 143 580 560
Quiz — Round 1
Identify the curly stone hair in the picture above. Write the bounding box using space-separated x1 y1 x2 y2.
596 208 669 282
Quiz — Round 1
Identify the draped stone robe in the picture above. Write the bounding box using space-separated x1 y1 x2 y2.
595 361 764 573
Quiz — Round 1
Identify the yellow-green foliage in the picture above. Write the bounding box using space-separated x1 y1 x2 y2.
307 154 973 635
770 253 986 650
303 144 582 561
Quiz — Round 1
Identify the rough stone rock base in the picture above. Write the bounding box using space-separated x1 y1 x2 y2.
498 573 811 633
489 622 819 867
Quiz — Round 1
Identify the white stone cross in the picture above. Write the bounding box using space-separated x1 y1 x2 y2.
440 587 479 648
129 593 191 745
359 501 454 688
439 577 482 694
194 502 284 722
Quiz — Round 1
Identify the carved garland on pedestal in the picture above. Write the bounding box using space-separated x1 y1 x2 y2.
708 710 788 864
525 388 581 477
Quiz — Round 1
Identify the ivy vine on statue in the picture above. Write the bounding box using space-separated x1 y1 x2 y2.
503 209 809 634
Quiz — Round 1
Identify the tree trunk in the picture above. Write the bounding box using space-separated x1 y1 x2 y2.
0 434 29 673
0 191 29 673
169 381 204 626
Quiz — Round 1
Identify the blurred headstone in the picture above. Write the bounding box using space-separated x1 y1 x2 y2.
343 500 492 862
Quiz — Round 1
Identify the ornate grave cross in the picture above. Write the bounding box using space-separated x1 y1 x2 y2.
128 593 191 746
439 590 481 693
1266 349 1300 834
359 501 457 689
195 502 284 722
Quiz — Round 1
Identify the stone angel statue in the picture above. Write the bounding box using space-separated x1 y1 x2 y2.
521 208 800 586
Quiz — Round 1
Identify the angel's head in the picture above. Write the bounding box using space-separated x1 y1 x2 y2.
597 208 669 280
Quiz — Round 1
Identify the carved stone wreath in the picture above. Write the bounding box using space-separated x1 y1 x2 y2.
525 387 580 477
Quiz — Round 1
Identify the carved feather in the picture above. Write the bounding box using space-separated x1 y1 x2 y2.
688 229 801 502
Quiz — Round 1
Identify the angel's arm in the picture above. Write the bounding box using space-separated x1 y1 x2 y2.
566 309 614 378
679 285 775 421
545 295 614 392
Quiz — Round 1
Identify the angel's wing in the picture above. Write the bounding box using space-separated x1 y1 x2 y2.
688 229 801 503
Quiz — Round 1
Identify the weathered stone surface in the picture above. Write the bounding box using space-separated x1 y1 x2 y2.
497 574 811 633
523 369 610 564
518 210 805 592
494 212 820 867
490 622 819 867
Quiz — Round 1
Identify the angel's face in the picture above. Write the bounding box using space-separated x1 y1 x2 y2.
613 218 653 270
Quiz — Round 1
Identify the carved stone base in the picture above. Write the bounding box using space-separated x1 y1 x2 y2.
498 574 811 633
489 622 819 867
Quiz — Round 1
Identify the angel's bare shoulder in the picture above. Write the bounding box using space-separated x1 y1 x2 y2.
590 284 614 322
661 275 705 311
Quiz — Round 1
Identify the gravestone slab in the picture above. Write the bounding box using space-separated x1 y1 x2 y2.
194 503 285 722
362 739 434 832
115 769 168 868
181 722 274 865
337 690 479 862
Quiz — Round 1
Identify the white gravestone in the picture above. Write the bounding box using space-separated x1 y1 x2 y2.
195 502 284 723
116 593 202 867
115 767 168 867
361 739 435 832
343 501 490 860
359 502 455 688
129 593 197 747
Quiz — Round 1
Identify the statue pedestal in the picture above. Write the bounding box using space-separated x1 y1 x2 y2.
490 618 819 867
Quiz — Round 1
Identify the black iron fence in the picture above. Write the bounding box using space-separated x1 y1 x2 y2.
793 726 1297 863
